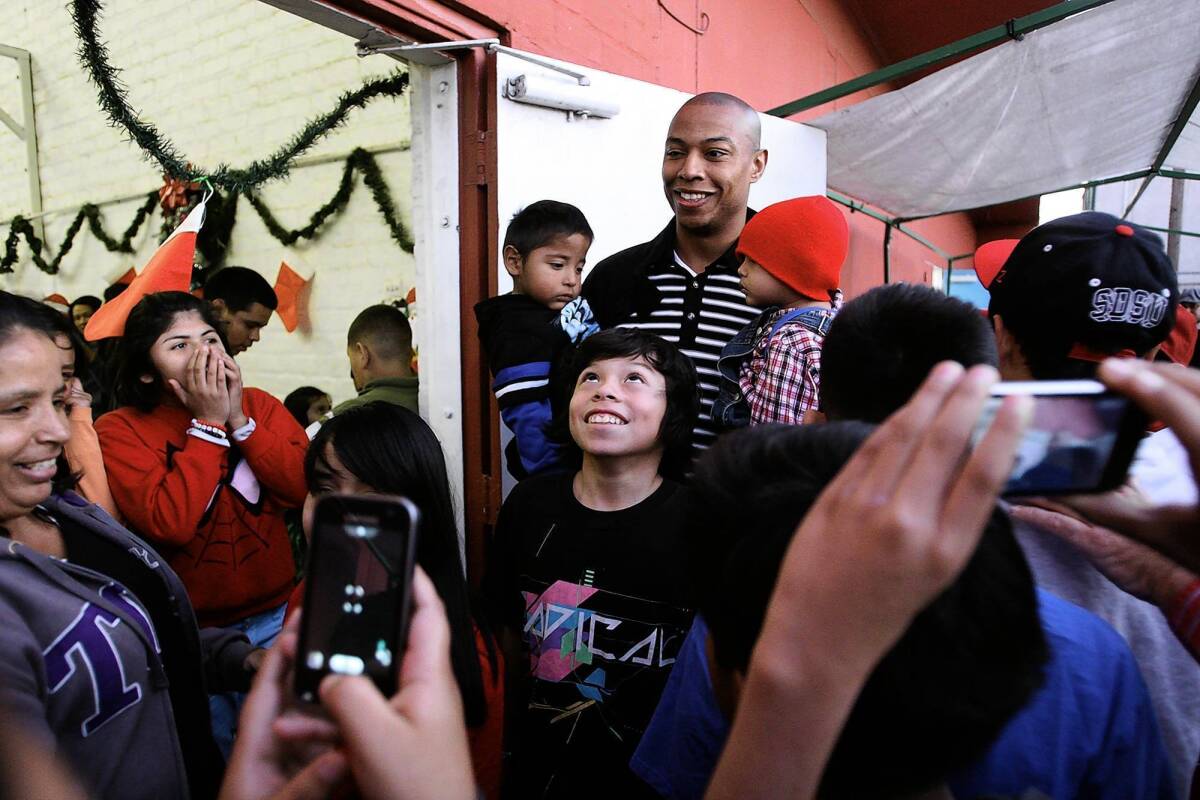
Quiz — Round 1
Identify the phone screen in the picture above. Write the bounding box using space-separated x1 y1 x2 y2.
295 495 418 703
974 381 1141 496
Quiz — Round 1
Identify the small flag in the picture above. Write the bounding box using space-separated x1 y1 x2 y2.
85 200 205 341
273 261 309 333
43 293 71 308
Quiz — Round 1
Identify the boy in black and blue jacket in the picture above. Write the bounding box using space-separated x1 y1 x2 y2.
474 200 598 479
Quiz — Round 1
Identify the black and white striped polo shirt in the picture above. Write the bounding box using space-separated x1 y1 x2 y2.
619 253 756 454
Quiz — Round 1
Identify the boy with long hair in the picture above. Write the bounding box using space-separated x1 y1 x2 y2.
485 329 698 796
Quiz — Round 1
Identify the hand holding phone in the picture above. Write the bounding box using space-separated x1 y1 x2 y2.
314 567 476 800
227 568 475 800
294 494 419 704
1051 358 1200 577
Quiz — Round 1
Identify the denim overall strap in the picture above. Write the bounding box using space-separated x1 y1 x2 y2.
763 306 832 360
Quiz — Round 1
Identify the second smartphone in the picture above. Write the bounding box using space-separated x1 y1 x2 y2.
294 494 419 704
975 379 1147 497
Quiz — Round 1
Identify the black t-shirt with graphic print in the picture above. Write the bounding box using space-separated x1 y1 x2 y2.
485 471 694 797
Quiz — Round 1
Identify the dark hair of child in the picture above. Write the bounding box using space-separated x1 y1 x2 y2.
283 386 328 428
69 295 102 315
547 328 698 480
112 291 226 413
503 200 594 257
305 402 496 727
203 266 278 312
688 422 1048 798
102 282 128 303
821 283 998 423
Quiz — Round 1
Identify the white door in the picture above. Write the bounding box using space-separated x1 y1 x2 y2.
492 49 828 491
496 51 827 275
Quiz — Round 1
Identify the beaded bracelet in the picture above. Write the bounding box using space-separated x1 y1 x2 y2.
190 419 228 439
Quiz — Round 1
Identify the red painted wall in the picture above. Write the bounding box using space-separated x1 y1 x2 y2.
449 0 978 294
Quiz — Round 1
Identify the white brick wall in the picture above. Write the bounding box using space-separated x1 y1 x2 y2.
0 0 416 405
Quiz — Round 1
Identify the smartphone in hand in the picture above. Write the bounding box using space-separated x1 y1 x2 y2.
294 494 419 704
975 380 1148 497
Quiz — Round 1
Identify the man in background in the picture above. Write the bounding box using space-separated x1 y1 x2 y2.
204 266 277 355
336 304 418 415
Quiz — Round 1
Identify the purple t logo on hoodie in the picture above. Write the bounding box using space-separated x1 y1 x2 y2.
43 583 158 736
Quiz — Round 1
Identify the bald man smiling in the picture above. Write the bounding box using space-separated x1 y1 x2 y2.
582 93 768 465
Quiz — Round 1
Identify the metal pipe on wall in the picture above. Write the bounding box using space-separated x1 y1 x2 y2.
1169 178 1186 269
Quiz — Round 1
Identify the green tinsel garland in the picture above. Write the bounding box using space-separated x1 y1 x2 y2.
1 192 157 275
1 0 417 275
70 0 410 194
1 149 414 276
244 148 414 251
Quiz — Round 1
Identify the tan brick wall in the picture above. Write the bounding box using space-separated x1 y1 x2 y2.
0 0 415 405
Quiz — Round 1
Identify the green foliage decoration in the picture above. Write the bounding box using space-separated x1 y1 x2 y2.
243 148 413 251
69 0 411 194
1 193 157 275
1 2 415 276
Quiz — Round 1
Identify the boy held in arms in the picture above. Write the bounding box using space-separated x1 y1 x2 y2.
475 200 599 479
483 329 698 797
713 195 847 428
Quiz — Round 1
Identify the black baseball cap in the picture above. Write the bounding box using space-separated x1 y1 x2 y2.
988 212 1177 361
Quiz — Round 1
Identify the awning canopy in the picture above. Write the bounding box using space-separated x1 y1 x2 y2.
805 0 1200 220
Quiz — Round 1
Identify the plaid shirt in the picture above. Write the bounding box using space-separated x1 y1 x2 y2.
738 293 841 425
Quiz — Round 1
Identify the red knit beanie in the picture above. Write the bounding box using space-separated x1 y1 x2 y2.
736 196 848 301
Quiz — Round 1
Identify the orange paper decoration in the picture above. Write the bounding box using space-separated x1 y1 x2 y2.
273 261 309 333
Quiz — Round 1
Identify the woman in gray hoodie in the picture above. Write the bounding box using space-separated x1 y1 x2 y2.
0 291 252 800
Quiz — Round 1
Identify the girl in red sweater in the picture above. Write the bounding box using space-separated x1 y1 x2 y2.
95 291 307 753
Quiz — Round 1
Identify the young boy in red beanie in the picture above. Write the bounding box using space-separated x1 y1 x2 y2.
712 195 848 427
